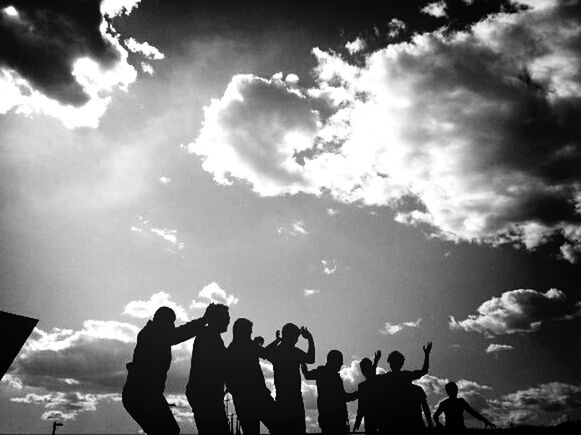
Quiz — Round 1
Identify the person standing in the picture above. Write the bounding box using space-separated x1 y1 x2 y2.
122 306 208 435
186 304 231 435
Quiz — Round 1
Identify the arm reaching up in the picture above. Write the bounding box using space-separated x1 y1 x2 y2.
372 350 381 374
301 327 315 364
420 342 432 375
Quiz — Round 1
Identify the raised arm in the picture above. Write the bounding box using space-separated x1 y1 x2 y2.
170 307 210 345
420 342 432 375
301 363 317 380
301 327 315 364
372 350 381 374
433 402 444 427
463 399 495 428
260 330 282 360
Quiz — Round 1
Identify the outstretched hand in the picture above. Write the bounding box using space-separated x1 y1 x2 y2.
423 342 433 354
300 326 313 339
373 350 382 364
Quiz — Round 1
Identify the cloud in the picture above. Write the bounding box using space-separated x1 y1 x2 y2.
188 73 320 196
450 288 581 336
0 0 151 128
11 391 118 421
190 0 581 262
304 289 320 297
159 176 172 184
380 318 422 335
321 259 337 275
422 1 448 18
485 382 581 427
190 282 239 309
123 291 189 322
486 343 515 353
277 220 309 237
131 216 185 252
345 37 366 54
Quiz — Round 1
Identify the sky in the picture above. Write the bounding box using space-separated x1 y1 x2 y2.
1 0 581 433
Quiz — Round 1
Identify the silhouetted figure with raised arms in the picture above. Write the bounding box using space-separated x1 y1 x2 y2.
302 350 358 434
376 342 432 433
434 381 495 430
186 304 230 435
226 318 279 434
353 350 381 434
264 323 315 434
122 306 210 435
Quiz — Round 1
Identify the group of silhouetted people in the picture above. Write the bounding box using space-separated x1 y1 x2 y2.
122 303 495 434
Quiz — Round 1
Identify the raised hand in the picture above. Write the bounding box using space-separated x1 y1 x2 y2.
423 342 433 354
275 329 281 340
373 350 382 364
301 326 312 339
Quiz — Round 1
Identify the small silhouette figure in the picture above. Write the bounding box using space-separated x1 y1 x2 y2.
264 323 315 434
122 306 209 435
376 342 433 432
186 304 231 435
353 350 381 434
226 318 278 434
433 381 495 430
302 350 358 434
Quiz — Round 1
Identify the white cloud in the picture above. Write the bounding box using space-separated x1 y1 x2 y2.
450 288 581 336
345 37 366 54
486 344 515 353
304 289 320 297
159 176 172 184
277 220 309 237
380 318 422 335
131 216 185 252
191 282 239 309
421 1 447 18
321 259 337 275
2 6 18 17
124 37 164 60
100 0 141 16
387 18 406 38
11 392 118 421
123 291 189 322
189 0 581 262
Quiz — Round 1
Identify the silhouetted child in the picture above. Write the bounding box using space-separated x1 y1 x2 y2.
264 323 315 434
122 306 209 435
354 350 381 434
376 342 432 432
302 350 358 434
226 318 278 434
433 381 495 430
186 304 231 435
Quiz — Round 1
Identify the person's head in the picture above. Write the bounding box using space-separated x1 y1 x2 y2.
153 307 176 331
359 358 374 379
445 382 458 398
232 318 253 341
387 350 405 371
281 323 301 345
326 350 344 372
205 304 230 333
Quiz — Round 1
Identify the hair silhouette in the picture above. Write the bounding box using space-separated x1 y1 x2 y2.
122 306 208 435
186 304 230 435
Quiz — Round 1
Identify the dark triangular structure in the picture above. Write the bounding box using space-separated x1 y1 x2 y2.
0 310 38 380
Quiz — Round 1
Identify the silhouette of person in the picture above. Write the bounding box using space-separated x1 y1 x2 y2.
264 323 315 434
399 384 433 430
226 318 278 434
186 304 231 435
353 351 382 434
376 342 432 433
302 350 358 434
122 306 209 435
433 381 495 430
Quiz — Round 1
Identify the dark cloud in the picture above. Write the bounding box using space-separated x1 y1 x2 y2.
0 0 121 106
450 288 581 336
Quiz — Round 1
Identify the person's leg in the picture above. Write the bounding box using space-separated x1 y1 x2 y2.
148 393 180 435
258 393 279 433
122 383 160 435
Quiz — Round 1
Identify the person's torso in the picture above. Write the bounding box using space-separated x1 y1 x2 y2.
272 346 302 398
188 329 226 397
226 341 268 394
127 322 171 392
443 398 465 428
316 366 348 417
